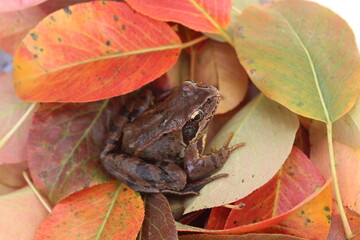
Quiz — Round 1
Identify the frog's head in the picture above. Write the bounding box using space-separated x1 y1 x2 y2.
179 80 220 145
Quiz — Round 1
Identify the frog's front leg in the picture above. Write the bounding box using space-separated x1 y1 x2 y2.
184 133 245 182
102 154 195 194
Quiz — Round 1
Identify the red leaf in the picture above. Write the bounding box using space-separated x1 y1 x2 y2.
34 182 144 240
27 99 122 204
139 194 177 240
264 183 332 239
328 203 360 240
14 1 181 102
177 182 331 236
177 147 331 237
126 0 231 33
179 233 308 240
222 147 325 229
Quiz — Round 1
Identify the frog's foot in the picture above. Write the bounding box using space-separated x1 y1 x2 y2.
181 173 229 194
215 132 246 153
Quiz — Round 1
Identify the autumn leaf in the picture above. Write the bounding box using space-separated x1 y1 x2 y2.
201 147 331 239
328 204 360 240
183 95 299 214
27 99 122 204
177 182 331 235
139 194 177 240
34 182 144 240
0 162 28 188
0 0 89 54
14 1 181 102
214 147 326 230
0 6 46 54
234 1 360 122
0 0 46 12
126 0 231 34
179 233 307 240
0 186 48 240
311 99 360 148
310 129 360 214
264 183 332 239
194 40 249 114
0 73 34 164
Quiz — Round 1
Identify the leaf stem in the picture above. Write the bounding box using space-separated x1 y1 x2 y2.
326 123 353 239
23 171 52 213
0 102 37 148
180 35 208 49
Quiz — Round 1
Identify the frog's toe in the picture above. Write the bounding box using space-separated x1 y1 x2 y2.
182 173 228 193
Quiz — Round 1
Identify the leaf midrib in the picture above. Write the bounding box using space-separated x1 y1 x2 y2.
277 12 331 123
95 183 121 240
48 99 110 200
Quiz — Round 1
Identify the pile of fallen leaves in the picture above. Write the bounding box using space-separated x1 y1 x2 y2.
0 0 360 239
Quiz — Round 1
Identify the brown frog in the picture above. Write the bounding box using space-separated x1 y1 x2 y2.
101 80 244 195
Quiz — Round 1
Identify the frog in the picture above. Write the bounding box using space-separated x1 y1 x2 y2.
100 80 244 195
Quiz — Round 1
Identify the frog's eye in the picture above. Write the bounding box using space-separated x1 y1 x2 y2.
185 79 196 84
191 109 204 122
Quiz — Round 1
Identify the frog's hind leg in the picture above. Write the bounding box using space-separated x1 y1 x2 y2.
181 173 228 193
102 155 189 194
100 89 154 159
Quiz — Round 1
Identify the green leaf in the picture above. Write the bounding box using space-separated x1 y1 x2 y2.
234 1 360 122
184 95 299 214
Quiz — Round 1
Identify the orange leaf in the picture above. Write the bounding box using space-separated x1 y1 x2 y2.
34 182 144 240
14 1 181 102
126 0 231 33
